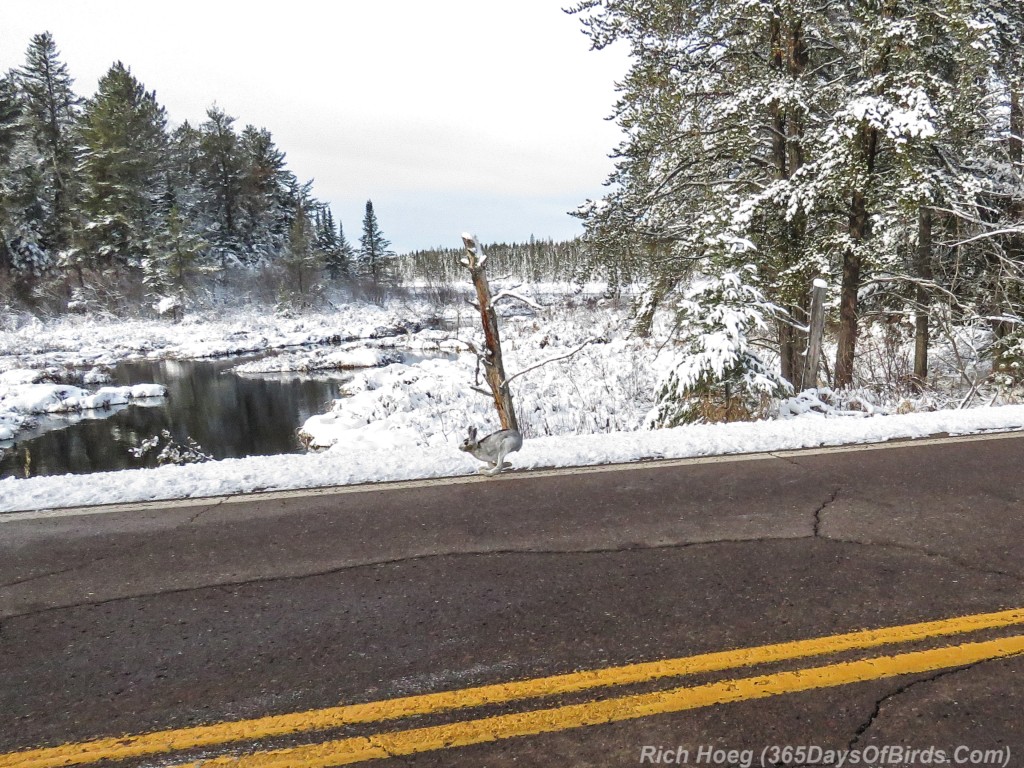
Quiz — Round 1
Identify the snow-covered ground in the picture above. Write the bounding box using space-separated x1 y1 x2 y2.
0 302 437 370
3 404 1024 513
2 287 1023 514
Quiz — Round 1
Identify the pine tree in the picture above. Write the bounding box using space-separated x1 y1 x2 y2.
569 0 830 379
166 121 207 223
142 203 209 316
15 32 80 255
0 74 24 280
278 183 322 306
646 269 792 426
570 0 1023 394
316 206 349 280
73 62 168 272
358 199 393 286
199 106 244 264
238 124 292 263
337 220 356 279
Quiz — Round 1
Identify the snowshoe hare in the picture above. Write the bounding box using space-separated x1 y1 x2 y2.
459 426 523 475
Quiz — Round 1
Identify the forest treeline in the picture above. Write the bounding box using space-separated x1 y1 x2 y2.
568 0 1024 417
0 33 421 313
0 32 591 316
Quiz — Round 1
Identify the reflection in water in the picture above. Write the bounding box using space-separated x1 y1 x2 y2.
0 354 347 479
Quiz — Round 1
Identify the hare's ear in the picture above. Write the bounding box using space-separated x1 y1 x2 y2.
467 426 477 440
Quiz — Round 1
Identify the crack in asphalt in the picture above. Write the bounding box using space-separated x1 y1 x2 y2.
0 554 110 591
824 535 1024 585
187 497 227 525
0 537 799 621
768 451 807 469
3 531 1022 623
847 652 1024 750
848 666 968 750
813 487 841 537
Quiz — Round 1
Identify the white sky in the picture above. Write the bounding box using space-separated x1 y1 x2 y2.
0 1 627 252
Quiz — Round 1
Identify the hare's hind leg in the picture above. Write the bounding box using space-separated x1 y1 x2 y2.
485 449 507 476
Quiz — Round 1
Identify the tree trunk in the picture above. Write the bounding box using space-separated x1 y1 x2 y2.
835 124 878 389
835 189 867 388
779 320 800 388
1011 90 1023 170
803 279 827 390
913 206 933 388
769 13 810 389
993 88 1024 375
461 234 519 431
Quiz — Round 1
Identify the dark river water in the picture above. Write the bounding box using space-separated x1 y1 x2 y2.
0 354 349 479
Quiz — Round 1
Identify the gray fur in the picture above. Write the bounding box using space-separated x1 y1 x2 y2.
458 426 523 475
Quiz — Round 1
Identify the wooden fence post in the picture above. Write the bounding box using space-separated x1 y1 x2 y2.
460 233 519 431
803 278 827 390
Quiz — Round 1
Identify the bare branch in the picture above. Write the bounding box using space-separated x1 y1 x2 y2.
492 286 543 310
503 338 603 387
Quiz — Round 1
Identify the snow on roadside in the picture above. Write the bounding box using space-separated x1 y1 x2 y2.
4 293 1023 514
3 404 1023 513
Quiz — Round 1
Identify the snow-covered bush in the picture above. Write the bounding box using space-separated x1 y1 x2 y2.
646 270 792 427
990 329 1024 388
130 430 212 466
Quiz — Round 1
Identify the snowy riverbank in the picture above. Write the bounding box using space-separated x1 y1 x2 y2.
3 403 1024 513
3 291 1022 513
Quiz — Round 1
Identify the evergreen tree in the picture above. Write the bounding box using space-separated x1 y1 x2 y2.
142 203 209 315
237 124 291 263
316 206 348 280
166 121 207 224
336 220 357 279
358 199 392 285
15 32 80 255
199 106 243 263
646 269 792 426
0 74 24 279
278 183 321 305
73 62 168 272
570 0 1023 394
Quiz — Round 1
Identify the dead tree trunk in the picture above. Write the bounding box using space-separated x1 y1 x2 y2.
803 279 827 390
460 233 519 431
913 206 933 389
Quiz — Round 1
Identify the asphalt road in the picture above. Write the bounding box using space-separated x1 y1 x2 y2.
2 432 1024 767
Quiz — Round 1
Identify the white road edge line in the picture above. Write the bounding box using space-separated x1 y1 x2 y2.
2 429 1021 523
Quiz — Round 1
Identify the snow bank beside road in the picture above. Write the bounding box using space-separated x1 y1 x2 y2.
3 403 1023 514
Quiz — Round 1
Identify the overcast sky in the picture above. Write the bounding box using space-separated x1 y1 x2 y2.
0 1 627 252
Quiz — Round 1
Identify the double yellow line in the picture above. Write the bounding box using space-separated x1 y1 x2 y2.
5 607 1024 768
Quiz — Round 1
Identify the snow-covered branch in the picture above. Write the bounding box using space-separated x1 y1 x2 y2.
492 286 543 310
503 338 603 387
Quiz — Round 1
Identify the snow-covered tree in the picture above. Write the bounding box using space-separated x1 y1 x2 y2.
647 268 792 427
72 62 168 272
334 219 357 281
0 74 25 282
199 106 244 264
15 32 80 255
142 203 210 315
277 182 322 306
358 199 393 286
238 124 292 264
316 206 350 280
571 0 1024 393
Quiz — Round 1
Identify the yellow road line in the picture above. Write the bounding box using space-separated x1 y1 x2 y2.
185 634 1024 768
3 607 1024 768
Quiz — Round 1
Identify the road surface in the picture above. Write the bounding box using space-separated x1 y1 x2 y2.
1 433 1023 767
